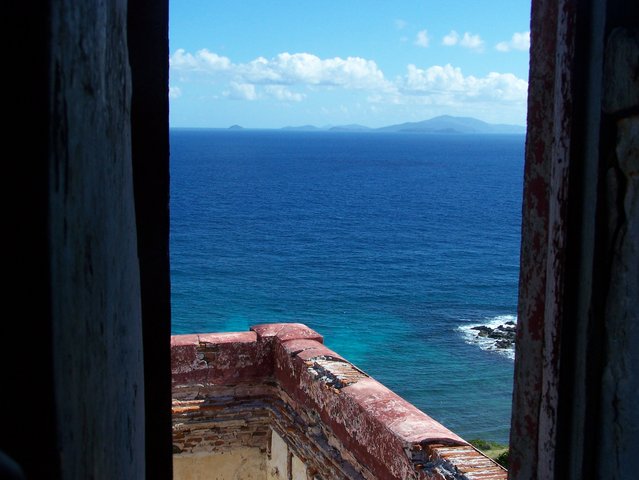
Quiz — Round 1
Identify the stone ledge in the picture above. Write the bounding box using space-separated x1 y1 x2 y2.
251 322 325 344
171 330 271 385
172 323 506 480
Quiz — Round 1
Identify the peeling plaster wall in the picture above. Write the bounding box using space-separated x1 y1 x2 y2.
174 449 265 480
171 324 507 480
48 0 146 477
511 0 638 478
267 429 289 480
510 0 575 475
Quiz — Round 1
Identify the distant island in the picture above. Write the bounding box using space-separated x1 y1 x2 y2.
275 115 526 135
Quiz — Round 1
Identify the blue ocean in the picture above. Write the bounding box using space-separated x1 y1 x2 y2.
170 129 523 444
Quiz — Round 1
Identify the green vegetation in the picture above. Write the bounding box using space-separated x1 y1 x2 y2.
469 439 509 469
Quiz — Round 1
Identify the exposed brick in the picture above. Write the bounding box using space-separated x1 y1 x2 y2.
172 324 506 480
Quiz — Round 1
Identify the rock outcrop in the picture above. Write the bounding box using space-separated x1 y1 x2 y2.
470 322 516 350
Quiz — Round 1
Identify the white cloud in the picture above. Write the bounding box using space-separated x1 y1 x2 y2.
442 30 459 46
496 31 530 52
441 31 484 51
460 32 484 51
512 31 531 50
394 19 407 30
168 86 182 99
197 49 232 70
171 49 390 91
169 48 231 71
414 30 430 48
224 82 257 100
400 64 527 104
239 52 390 90
264 85 305 102
169 48 527 122
403 64 464 93
169 49 199 69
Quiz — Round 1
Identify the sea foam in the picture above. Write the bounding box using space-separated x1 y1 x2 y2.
458 315 517 360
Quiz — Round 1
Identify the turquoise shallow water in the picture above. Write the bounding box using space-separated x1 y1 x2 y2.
170 129 523 443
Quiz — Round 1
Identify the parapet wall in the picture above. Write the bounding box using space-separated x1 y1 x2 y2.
171 323 506 480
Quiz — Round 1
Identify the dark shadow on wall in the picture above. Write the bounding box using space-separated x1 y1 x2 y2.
128 0 173 478
3 0 172 479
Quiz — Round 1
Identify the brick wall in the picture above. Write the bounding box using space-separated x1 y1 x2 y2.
171 324 507 480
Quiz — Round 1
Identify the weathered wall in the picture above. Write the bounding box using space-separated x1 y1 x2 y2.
171 429 350 480
509 0 574 476
511 0 638 478
172 324 507 480
267 430 309 480
3 0 172 477
48 0 146 478
266 430 288 480
174 449 265 480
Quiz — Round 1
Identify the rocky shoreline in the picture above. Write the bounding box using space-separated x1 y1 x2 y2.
470 321 516 350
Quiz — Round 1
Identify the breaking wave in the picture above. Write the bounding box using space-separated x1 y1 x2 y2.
458 315 517 360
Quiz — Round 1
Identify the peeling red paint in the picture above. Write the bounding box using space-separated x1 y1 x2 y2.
251 322 324 344
171 330 272 386
280 338 341 362
526 303 545 341
172 324 507 480
527 176 549 219
509 0 579 478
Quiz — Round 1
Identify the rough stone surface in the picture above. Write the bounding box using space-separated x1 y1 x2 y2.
48 0 145 478
171 331 272 385
172 324 506 480
252 323 324 344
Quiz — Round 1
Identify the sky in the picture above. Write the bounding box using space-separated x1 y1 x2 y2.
169 1 531 128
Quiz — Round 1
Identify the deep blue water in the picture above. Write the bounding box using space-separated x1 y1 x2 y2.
170 129 523 443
